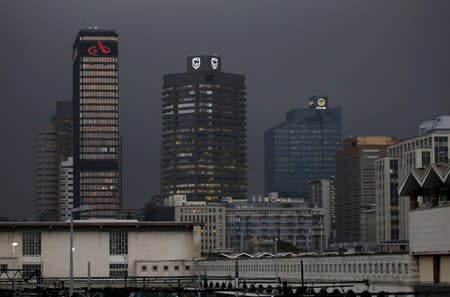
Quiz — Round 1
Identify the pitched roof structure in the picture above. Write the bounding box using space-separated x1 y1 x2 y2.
399 164 450 196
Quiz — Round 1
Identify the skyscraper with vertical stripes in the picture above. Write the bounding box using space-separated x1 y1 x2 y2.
72 28 121 218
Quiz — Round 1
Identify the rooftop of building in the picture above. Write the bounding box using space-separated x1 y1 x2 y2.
0 220 200 232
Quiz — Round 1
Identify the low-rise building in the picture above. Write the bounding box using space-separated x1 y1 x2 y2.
175 200 226 253
376 123 450 241
0 221 200 280
226 199 325 252
399 164 450 287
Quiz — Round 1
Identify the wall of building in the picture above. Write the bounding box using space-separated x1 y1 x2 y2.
196 253 417 293
417 256 433 283
175 203 226 253
135 260 194 277
226 200 325 252
441 256 450 283
336 137 395 243
0 223 201 279
409 207 450 254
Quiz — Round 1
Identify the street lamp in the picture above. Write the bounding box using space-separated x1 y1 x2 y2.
11 242 18 296
274 238 279 285
320 221 323 254
69 205 93 297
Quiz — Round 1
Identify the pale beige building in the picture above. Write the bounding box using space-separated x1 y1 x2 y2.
0 221 200 280
175 201 226 253
376 129 450 241
399 164 450 286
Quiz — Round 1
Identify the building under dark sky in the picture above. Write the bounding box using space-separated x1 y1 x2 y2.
161 55 247 202
35 101 72 221
72 28 121 218
336 136 395 243
264 97 341 199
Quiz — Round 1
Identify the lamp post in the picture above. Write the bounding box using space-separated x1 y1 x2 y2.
274 238 279 285
69 205 93 297
320 221 323 254
11 242 18 297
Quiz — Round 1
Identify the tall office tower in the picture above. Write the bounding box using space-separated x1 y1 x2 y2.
265 97 341 199
335 136 395 243
73 28 121 218
35 101 73 221
376 115 450 241
58 157 73 221
161 55 247 202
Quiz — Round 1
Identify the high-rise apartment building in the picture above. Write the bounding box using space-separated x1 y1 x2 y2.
35 101 72 221
72 28 121 218
161 55 247 202
265 97 341 199
335 136 396 243
376 116 450 241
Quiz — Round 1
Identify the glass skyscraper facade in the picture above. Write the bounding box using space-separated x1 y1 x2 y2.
72 28 121 218
264 97 341 199
161 55 247 202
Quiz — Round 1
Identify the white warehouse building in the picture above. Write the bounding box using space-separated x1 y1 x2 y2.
0 221 201 279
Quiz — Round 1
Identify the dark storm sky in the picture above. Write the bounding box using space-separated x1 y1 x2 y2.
1 1 450 219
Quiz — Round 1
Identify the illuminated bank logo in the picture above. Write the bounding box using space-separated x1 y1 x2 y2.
87 40 111 56
192 57 201 70
211 57 219 70
318 98 326 107
316 98 327 110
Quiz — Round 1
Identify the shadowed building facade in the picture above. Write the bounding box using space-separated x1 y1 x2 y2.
72 28 121 218
264 97 341 199
161 55 247 202
336 136 396 243
35 101 72 221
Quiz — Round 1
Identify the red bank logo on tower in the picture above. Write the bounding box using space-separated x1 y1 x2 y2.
87 41 111 56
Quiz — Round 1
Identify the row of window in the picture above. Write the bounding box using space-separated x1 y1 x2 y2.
80 91 119 98
80 148 117 155
80 171 118 177
204 260 409 275
80 37 118 42
81 139 119 146
80 84 118 91
81 64 117 70
80 133 119 140
141 264 190 272
80 70 118 77
80 112 118 118
80 98 117 104
80 153 118 159
81 77 118 83
81 105 119 111
81 119 118 125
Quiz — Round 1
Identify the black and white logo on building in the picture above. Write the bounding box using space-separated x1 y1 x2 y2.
192 57 201 70
211 57 219 70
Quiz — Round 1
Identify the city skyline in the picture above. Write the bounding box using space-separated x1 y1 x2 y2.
2 1 450 219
